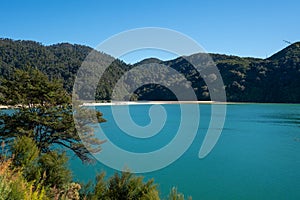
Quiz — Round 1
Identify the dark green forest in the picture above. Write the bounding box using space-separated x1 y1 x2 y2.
0 38 299 103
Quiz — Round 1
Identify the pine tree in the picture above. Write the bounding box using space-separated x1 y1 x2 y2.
0 67 106 162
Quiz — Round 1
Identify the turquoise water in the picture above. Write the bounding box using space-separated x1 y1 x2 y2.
70 104 300 199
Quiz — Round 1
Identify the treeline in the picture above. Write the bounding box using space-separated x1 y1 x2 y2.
0 38 299 102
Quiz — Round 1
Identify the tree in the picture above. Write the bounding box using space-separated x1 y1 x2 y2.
11 136 39 169
166 187 192 200
11 136 72 189
106 172 159 200
82 171 160 200
0 67 106 162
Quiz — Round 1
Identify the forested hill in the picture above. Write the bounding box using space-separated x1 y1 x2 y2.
0 38 299 103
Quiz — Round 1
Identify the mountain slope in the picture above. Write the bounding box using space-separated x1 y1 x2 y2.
268 42 300 62
0 38 299 103
131 43 300 103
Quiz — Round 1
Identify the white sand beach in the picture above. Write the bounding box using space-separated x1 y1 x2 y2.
82 101 218 106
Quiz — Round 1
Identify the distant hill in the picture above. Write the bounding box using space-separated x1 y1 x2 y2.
268 42 300 62
0 38 299 103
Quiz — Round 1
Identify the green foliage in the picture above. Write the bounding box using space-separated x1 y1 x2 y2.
1 141 81 199
0 66 69 106
2 149 190 200
11 136 39 169
166 187 192 200
49 182 81 200
11 136 41 182
0 174 11 200
38 151 72 188
0 39 93 93
0 159 48 200
92 172 106 199
106 172 159 200
10 136 71 191
0 67 106 162
82 171 160 200
1 38 300 103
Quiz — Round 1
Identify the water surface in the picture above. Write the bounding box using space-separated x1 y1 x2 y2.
70 104 300 199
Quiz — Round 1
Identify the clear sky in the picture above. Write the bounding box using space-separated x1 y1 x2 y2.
1 0 299 63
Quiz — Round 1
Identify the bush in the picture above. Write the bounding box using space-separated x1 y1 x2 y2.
0 159 48 200
82 171 160 200
166 187 192 200
11 136 72 189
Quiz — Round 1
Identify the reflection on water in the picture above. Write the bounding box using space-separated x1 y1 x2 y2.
263 113 300 127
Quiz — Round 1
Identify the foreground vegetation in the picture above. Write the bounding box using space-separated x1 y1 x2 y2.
0 68 191 199
0 137 191 200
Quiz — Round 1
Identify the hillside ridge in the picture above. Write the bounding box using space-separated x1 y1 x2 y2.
0 38 299 103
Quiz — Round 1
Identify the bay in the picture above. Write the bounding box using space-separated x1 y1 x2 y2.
70 104 300 199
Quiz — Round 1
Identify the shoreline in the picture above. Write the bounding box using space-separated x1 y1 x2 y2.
82 101 214 106
1 101 299 109
81 101 300 106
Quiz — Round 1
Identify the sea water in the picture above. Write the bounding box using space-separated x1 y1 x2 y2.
70 104 300 199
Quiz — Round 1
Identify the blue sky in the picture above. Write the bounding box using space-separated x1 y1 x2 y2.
1 0 299 63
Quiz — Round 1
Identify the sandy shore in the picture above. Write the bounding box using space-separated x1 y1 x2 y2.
2 101 296 109
81 101 297 106
82 101 223 106
0 101 225 109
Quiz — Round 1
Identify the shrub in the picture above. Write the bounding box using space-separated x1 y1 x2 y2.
82 171 160 200
0 159 48 200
